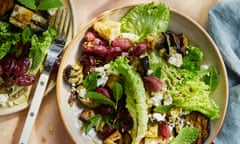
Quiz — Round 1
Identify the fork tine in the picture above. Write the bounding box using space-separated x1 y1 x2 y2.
52 8 72 42
65 12 72 41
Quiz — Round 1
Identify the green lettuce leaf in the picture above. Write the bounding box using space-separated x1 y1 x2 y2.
38 0 63 10
17 0 63 10
28 28 56 73
110 57 148 144
0 21 21 59
171 78 219 119
18 0 37 10
181 46 203 71
198 66 219 92
147 50 219 119
170 127 200 144
120 2 170 40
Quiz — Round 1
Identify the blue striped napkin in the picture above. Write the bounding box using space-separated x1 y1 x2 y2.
207 0 240 143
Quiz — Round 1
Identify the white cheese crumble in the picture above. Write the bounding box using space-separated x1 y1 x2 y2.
148 92 163 107
152 113 166 121
163 94 173 105
95 64 119 87
0 94 9 107
201 64 209 69
167 53 183 67
79 87 87 98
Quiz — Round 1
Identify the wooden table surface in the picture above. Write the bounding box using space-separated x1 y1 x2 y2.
0 0 220 143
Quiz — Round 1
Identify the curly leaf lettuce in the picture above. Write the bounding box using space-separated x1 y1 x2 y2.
170 127 200 144
147 50 219 119
28 28 56 73
120 2 169 40
110 57 148 144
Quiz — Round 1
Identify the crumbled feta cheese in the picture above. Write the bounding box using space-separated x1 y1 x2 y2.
152 113 166 121
79 87 87 98
168 53 183 67
147 69 154 75
95 64 119 87
163 94 173 105
0 94 8 107
148 92 163 107
95 66 109 87
201 64 209 69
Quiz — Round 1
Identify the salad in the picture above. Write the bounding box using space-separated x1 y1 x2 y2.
63 2 219 144
0 0 63 108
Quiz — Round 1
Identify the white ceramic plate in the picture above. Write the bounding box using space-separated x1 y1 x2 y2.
0 0 76 116
57 5 228 144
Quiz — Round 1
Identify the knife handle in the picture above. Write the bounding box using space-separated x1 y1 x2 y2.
18 72 50 144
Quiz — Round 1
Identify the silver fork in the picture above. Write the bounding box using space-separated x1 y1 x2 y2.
18 8 72 144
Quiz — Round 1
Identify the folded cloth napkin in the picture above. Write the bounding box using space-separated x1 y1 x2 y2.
207 0 240 143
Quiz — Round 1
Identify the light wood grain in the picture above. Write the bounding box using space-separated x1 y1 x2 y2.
0 0 220 143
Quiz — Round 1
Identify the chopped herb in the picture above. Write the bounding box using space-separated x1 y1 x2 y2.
85 114 101 134
153 104 175 114
112 82 123 109
17 0 63 10
170 127 200 144
83 72 99 91
85 91 115 107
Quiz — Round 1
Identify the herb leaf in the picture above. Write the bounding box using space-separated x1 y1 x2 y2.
83 72 99 91
112 82 123 109
22 27 31 43
154 104 174 114
17 0 63 10
203 66 219 92
85 91 115 106
84 114 101 134
38 0 63 10
170 127 199 144
18 0 37 10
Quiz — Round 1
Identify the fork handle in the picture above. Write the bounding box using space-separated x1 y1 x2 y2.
18 72 50 144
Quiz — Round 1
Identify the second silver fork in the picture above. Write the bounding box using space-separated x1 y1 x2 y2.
18 8 71 144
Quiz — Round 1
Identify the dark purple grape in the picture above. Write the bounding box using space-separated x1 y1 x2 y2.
84 31 96 41
111 38 133 51
94 105 115 115
119 118 133 132
105 47 123 61
80 55 96 66
2 74 15 87
97 124 115 140
51 57 61 76
83 66 95 76
96 87 113 99
143 76 163 92
82 44 108 56
13 57 30 76
131 42 147 56
0 64 3 75
93 38 107 45
16 74 36 86
2 57 17 75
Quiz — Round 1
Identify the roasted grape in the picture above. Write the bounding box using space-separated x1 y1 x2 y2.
13 57 30 76
111 38 132 51
16 74 36 86
131 42 147 56
94 105 115 115
143 76 163 92
97 124 115 140
2 57 17 75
